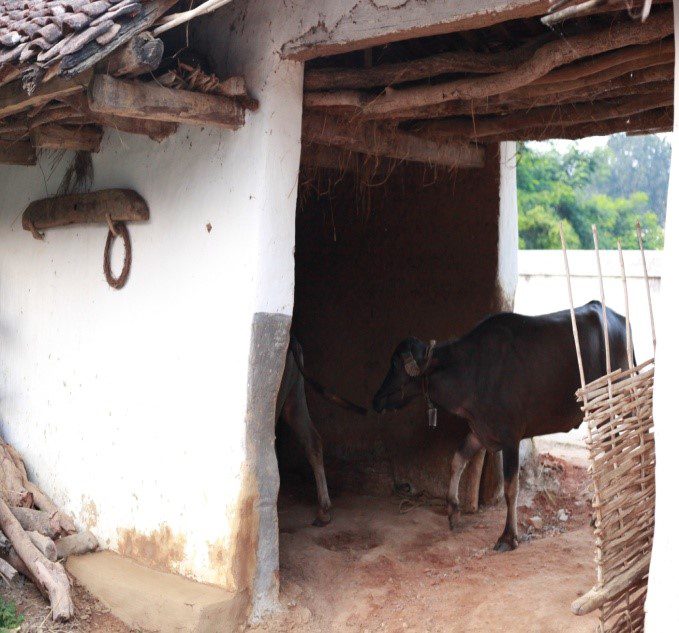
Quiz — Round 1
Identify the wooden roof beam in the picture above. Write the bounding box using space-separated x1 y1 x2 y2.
281 0 550 61
88 75 246 130
30 124 104 153
303 113 484 168
0 139 36 166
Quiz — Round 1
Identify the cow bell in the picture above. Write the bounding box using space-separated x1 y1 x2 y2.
427 405 438 428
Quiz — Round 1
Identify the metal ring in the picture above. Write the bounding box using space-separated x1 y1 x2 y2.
103 221 131 289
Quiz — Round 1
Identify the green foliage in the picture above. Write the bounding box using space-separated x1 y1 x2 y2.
0 597 23 631
517 136 667 250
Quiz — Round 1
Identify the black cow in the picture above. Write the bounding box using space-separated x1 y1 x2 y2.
372 301 632 551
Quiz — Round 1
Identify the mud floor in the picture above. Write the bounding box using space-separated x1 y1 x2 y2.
253 455 598 633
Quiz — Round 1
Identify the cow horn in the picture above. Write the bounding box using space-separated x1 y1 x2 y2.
402 351 421 377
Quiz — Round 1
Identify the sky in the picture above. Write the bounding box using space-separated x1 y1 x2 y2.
526 132 673 154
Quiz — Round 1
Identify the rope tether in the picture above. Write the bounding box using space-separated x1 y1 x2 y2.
103 221 132 289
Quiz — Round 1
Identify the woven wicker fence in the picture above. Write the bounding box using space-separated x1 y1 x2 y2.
562 223 656 633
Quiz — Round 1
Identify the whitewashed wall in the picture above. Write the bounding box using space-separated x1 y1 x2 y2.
0 5 303 589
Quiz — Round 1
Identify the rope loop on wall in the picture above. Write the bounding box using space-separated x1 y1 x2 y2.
103 221 132 289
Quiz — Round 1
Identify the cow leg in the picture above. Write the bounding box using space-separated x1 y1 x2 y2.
282 378 332 527
494 444 520 552
447 432 483 529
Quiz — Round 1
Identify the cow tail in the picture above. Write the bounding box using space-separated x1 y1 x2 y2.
289 339 368 416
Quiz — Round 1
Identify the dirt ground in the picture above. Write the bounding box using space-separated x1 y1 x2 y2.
4 455 595 633
2 579 131 633
250 454 598 633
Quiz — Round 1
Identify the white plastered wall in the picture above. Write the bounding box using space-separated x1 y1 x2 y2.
0 4 303 588
645 0 679 627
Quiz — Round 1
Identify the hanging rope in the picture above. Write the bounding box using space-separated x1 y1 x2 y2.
103 221 132 289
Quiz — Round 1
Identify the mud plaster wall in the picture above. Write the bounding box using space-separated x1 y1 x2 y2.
281 145 508 500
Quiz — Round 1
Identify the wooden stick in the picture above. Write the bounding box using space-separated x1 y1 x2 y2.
571 554 650 615
617 241 635 369
592 225 612 375
0 498 74 621
154 0 235 36
636 221 656 354
560 224 587 390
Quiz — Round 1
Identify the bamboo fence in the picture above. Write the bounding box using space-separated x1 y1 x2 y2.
561 222 656 633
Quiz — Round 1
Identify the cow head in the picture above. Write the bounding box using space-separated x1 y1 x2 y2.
373 337 435 413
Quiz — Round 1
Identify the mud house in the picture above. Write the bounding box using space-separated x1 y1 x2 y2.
0 0 677 631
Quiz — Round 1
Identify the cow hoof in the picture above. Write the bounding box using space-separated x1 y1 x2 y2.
448 512 461 531
493 536 519 552
312 510 331 528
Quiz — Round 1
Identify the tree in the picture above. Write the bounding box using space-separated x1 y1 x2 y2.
517 140 665 250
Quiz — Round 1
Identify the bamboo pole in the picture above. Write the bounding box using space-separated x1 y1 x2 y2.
636 220 656 354
617 241 635 369
592 225 612 375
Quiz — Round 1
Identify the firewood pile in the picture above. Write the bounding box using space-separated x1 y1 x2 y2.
0 438 98 622
0 1 257 166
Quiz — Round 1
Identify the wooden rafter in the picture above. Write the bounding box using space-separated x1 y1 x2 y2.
0 139 36 166
304 35 551 91
88 75 246 130
29 124 104 153
414 90 674 141
478 107 673 143
303 113 484 168
308 9 673 119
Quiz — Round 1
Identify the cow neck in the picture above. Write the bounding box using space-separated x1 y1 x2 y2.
425 342 472 420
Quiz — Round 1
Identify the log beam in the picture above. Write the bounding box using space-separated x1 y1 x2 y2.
65 93 178 142
282 0 549 61
414 90 674 141
0 71 92 120
320 9 673 119
478 107 673 143
30 124 104 153
101 31 165 78
304 36 551 91
303 113 484 168
89 75 246 130
0 140 36 166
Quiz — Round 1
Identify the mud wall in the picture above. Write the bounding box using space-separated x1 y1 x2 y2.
282 146 511 499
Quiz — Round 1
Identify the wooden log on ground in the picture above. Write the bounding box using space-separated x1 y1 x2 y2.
89 74 246 130
571 555 650 615
303 112 484 168
27 531 57 562
304 36 550 91
0 498 74 621
30 124 104 153
55 531 99 560
0 557 18 583
0 71 92 120
414 91 674 141
102 31 164 77
349 9 674 118
65 93 178 142
2 443 76 535
22 189 149 234
10 507 63 539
